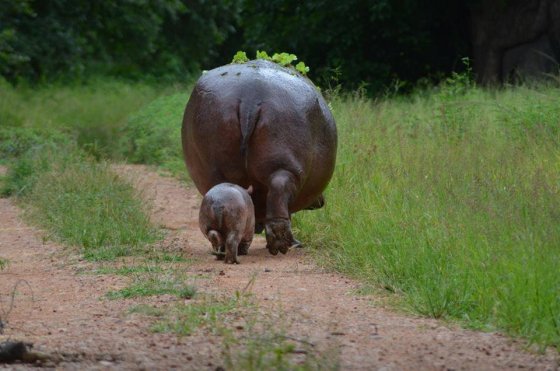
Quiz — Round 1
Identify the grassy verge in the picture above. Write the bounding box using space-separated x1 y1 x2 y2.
0 79 174 261
295 82 560 348
2 144 160 260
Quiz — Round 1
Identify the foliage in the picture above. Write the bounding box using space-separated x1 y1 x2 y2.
15 146 160 261
232 51 249 64
0 0 243 82
106 273 196 299
0 79 167 160
233 50 310 75
294 82 560 348
242 0 470 91
1 0 476 91
119 91 190 177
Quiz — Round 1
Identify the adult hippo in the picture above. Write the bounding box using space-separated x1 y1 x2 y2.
182 59 337 255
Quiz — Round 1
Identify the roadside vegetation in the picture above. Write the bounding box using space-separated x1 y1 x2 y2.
1 72 559 351
297 78 560 348
0 79 168 260
88 73 558 350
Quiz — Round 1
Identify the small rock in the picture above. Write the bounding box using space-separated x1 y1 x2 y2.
264 268 272 272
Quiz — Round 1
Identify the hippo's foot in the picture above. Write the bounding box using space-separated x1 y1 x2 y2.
238 241 251 256
215 253 225 261
265 219 297 255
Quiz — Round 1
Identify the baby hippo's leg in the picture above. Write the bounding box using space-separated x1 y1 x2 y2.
207 230 225 260
224 233 241 264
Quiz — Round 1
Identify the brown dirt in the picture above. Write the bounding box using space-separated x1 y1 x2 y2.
0 164 558 370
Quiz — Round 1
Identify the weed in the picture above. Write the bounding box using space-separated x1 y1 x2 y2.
106 273 196 300
0 258 7 271
94 265 164 276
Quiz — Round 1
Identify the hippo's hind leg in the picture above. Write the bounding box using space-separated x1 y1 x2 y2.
208 230 225 260
264 170 300 255
224 233 241 264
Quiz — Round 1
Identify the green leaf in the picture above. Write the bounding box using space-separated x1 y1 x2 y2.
272 52 297 67
256 50 271 61
231 51 249 64
295 61 310 75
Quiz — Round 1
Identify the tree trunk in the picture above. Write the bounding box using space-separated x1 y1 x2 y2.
469 0 556 84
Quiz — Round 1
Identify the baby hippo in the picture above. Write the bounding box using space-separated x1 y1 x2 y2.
199 183 255 264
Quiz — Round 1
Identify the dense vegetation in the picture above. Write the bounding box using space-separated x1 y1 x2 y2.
0 80 167 260
296 83 560 348
0 0 474 92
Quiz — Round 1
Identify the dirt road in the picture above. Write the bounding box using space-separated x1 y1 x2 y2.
0 165 558 370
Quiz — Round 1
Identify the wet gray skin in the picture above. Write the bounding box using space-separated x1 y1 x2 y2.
183 60 337 256
199 183 255 264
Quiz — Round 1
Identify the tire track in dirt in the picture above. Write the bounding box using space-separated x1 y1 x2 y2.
0 164 558 370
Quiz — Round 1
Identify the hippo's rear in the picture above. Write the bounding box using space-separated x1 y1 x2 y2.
183 60 337 255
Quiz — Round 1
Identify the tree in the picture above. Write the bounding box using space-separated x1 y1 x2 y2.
468 0 560 84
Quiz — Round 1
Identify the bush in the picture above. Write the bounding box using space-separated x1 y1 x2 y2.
119 91 190 177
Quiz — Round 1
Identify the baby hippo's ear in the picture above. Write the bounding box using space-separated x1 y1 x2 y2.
246 185 253 195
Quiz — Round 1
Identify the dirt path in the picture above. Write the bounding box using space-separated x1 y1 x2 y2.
0 164 558 370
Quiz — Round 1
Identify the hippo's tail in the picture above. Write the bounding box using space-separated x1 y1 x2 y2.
239 100 260 163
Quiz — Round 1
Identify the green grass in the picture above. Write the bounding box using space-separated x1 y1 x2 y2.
0 79 176 261
0 257 7 271
294 83 560 348
119 91 191 178
94 264 164 275
119 79 560 349
148 294 242 335
106 273 196 300
31 161 158 260
0 78 174 160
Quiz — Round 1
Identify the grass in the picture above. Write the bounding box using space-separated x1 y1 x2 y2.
2 75 559 350
132 292 338 370
24 152 159 260
0 79 176 261
106 272 196 300
117 77 560 349
0 257 7 271
0 78 175 160
119 91 190 178
294 82 560 348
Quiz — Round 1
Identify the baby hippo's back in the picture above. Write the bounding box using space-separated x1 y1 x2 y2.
199 183 255 263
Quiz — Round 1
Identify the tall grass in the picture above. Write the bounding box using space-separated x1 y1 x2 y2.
0 78 174 159
295 83 560 348
0 79 169 260
2 144 160 260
